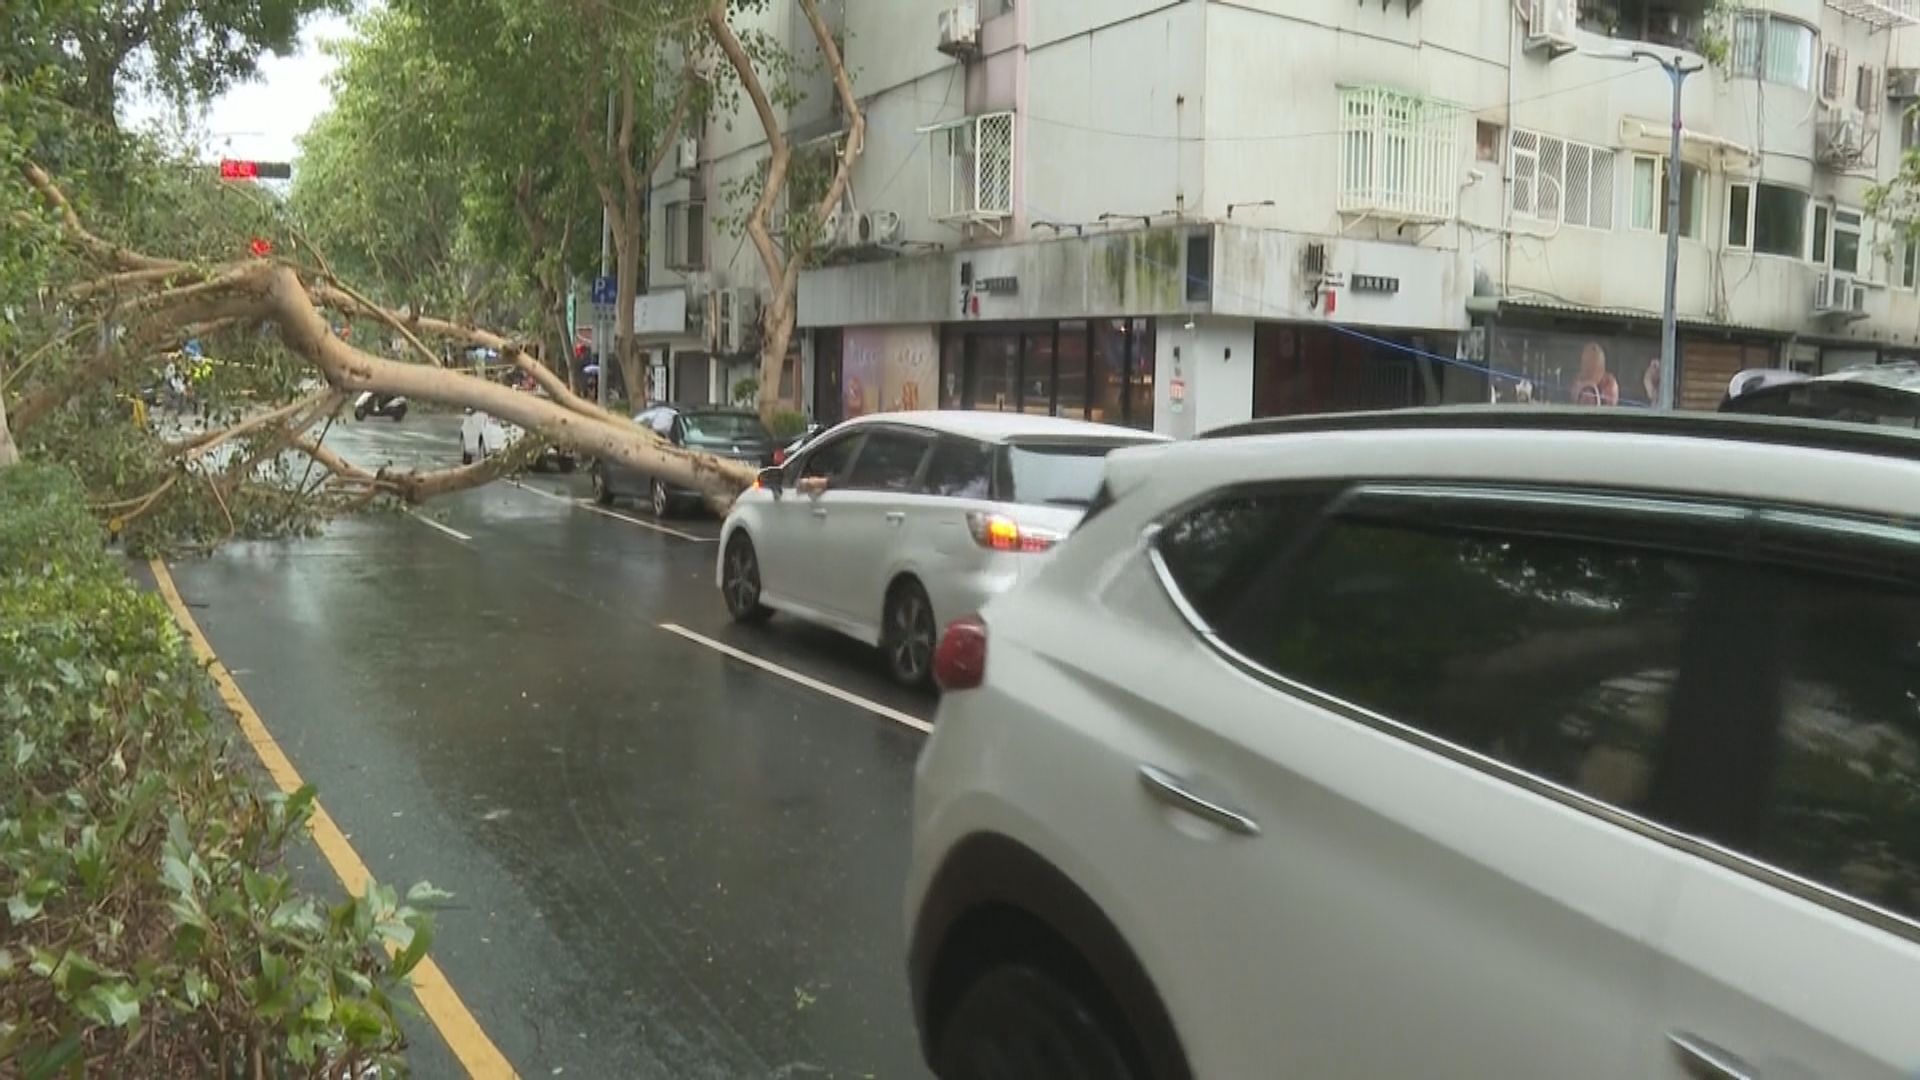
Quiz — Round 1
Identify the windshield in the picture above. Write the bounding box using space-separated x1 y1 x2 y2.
1004 440 1148 507
682 413 771 442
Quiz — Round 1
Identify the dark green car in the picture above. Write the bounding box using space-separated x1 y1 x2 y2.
592 405 776 517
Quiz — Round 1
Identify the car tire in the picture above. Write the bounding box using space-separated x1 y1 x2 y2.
883 579 938 689
591 466 614 506
461 449 474 465
931 963 1139 1080
390 404 407 422
721 534 772 623
353 405 368 421
650 478 674 519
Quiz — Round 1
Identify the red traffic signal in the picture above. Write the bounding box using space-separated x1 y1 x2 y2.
218 159 292 181
248 237 273 258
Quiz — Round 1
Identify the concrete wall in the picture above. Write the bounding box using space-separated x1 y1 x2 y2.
1156 316 1255 439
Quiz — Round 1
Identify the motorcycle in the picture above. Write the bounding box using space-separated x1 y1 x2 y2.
353 392 409 422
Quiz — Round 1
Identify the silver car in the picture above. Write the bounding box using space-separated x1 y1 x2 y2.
716 411 1163 686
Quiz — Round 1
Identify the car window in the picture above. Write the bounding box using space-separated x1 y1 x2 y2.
920 437 994 499
793 432 863 486
683 412 771 442
1001 439 1148 508
1158 484 1738 817
844 429 932 492
1735 525 1920 923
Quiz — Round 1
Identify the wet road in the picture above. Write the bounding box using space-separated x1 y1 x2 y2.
159 412 935 1079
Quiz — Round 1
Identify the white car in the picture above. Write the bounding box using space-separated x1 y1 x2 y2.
716 411 1163 686
907 407 1920 1080
460 408 514 464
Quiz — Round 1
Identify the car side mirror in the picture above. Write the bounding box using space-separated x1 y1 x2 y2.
756 466 783 496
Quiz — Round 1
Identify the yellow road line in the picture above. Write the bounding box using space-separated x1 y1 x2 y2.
149 559 518 1080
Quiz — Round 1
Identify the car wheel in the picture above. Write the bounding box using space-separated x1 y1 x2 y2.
462 449 474 465
390 404 407 421
591 466 614 506
721 534 772 623
650 478 674 518
883 579 938 688
932 963 1139 1080
353 405 368 421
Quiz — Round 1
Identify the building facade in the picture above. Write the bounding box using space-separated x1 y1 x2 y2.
633 0 1920 433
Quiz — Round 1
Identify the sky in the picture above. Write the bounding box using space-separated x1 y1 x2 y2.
120 11 355 166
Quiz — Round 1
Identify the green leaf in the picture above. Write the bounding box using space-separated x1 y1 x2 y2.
21 1032 81 1080
389 914 433 979
6 892 42 923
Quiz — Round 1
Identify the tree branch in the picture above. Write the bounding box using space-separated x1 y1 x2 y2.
167 390 336 460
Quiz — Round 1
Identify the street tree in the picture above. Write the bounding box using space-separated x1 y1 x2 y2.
707 0 865 422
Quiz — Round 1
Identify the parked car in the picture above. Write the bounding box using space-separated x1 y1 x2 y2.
773 422 825 466
907 407 1920 1080
595 405 775 516
716 411 1164 686
1720 362 1920 427
352 391 408 421
459 407 576 472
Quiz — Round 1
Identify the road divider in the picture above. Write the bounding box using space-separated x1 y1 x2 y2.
658 622 934 735
149 560 519 1080
509 479 717 543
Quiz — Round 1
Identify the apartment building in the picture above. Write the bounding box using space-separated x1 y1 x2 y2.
630 0 1920 434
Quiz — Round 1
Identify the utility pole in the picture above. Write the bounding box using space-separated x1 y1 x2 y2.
1590 47 1702 409
1644 49 1701 411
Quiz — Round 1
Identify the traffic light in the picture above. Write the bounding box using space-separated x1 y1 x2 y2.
218 159 292 181
248 237 274 258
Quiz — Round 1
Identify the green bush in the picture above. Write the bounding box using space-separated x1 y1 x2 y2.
768 408 811 440
0 463 428 1076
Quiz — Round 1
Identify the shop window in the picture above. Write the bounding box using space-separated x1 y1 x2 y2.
1129 319 1156 430
970 333 1019 411
1056 322 1089 420
1630 155 1702 239
1022 331 1055 414
939 332 964 409
1091 320 1129 425
1726 183 1751 249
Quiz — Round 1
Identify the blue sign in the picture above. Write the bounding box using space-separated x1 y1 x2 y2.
591 276 617 306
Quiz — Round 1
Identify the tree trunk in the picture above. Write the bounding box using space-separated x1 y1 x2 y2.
0 389 19 469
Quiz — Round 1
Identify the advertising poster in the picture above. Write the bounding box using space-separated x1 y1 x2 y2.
841 326 938 417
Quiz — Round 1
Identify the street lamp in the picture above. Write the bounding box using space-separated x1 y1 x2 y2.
1590 46 1704 410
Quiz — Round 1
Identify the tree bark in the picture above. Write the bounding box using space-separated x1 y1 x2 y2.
0 387 19 469
708 0 865 423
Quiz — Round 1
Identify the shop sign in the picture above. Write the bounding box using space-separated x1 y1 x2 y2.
1169 377 1186 412
976 275 1019 296
1351 274 1400 295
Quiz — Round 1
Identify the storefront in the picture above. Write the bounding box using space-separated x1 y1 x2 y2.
1479 301 1780 410
1252 324 1465 418
812 319 1157 430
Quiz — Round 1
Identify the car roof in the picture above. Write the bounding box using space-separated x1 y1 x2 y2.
837 409 1167 444
1101 407 1920 525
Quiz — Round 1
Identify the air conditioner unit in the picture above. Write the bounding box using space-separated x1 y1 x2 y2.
716 288 762 355
937 3 980 60
858 210 902 246
1813 271 1860 315
1889 68 1920 100
675 138 700 176
1816 110 1865 167
1523 0 1577 56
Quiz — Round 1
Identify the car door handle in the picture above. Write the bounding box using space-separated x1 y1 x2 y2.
1667 1032 1757 1080
1137 764 1260 836
885 511 906 525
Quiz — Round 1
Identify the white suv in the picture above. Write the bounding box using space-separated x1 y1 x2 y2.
717 411 1161 686
907 409 1920 1080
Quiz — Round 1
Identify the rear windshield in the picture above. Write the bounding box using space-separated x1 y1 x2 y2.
1003 440 1147 508
683 413 771 441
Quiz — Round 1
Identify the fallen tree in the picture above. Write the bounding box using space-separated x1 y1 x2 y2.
4 163 758 515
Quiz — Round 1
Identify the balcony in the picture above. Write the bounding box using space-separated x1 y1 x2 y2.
1576 0 1711 52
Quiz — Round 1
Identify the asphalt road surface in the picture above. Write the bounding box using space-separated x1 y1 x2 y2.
155 412 936 1079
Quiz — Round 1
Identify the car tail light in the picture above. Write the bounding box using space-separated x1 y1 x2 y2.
934 615 988 692
773 448 788 466
965 512 1060 554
